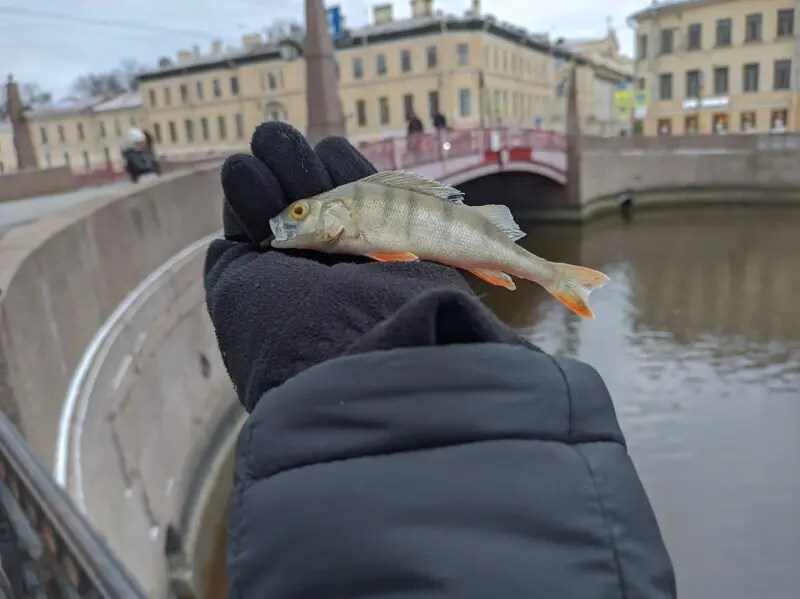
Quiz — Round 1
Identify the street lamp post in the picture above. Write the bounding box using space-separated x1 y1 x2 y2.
304 0 345 146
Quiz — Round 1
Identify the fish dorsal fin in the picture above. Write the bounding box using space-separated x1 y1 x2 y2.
360 170 464 203
471 204 526 241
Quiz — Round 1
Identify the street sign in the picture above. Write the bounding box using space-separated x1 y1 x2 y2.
326 6 342 39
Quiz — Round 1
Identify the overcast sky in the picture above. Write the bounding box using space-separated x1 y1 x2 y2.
0 0 644 99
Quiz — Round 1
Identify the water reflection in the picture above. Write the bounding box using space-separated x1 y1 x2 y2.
207 207 800 599
480 206 800 599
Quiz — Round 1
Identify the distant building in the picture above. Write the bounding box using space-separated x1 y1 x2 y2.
0 121 15 174
136 0 633 149
629 0 797 135
26 91 145 172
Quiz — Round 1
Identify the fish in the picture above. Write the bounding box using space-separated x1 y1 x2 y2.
265 170 610 318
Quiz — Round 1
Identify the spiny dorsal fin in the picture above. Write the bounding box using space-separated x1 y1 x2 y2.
471 204 526 241
359 170 464 203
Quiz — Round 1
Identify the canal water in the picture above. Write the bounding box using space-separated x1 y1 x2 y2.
206 205 800 599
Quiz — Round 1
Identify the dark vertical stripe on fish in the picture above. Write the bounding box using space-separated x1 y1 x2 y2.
441 199 456 242
381 183 394 224
405 188 418 239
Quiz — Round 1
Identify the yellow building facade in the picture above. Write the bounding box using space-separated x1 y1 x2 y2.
137 2 632 148
630 0 799 135
26 92 146 172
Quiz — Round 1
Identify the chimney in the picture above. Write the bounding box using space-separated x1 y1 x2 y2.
241 34 263 50
471 0 480 17
211 40 223 54
410 0 433 19
176 50 194 63
373 3 393 24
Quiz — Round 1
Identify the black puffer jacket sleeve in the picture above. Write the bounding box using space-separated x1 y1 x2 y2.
226 340 676 599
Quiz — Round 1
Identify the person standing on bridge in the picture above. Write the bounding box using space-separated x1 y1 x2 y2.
204 122 676 599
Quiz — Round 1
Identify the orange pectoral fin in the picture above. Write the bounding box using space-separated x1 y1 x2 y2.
551 291 594 319
468 268 516 290
367 252 420 262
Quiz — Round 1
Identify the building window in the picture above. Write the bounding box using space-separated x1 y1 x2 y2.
637 34 648 59
180 84 188 103
400 50 411 72
774 59 791 90
685 70 701 98
457 43 469 66
153 123 162 143
658 73 673 100
218 115 227 140
148 89 156 107
685 115 698 134
657 118 671 135
334 60 340 80
687 24 702 50
777 9 795 37
426 46 437 69
355 100 366 126
637 77 646 90
458 88 471 117
740 111 756 133
163 87 171 106
712 113 728 134
427 90 439 117
82 151 89 167
745 14 763 42
201 117 209 141
743 63 759 92
44 153 52 167
114 118 121 137
0 161 4 174
235 114 244 139
352 57 363 79
184 119 194 142
213 79 222 97
379 97 390 124
659 29 674 54
39 127 47 144
196 82 204 100
168 121 177 142
230 77 239 95
716 18 732 46
376 54 386 76
63 152 70 166
713 67 729 95
103 147 110 163
77 123 85 141
58 125 65 142
98 122 106 139
403 93 414 120
771 109 787 132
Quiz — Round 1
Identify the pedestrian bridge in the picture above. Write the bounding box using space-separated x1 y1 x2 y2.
2 129 800 597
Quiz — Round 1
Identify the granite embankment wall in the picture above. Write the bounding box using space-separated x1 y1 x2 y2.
0 163 223 467
580 134 800 211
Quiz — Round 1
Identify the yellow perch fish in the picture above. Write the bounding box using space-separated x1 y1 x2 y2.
266 170 610 318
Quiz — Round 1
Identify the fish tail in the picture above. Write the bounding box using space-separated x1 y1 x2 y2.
524 261 610 319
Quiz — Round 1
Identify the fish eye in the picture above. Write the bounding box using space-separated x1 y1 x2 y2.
290 201 308 220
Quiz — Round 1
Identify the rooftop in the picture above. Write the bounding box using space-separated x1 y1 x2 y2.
628 0 716 22
27 92 142 119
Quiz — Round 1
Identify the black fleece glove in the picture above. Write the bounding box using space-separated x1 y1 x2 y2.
204 122 527 412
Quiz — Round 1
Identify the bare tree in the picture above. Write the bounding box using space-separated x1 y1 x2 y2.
0 80 52 117
70 59 149 98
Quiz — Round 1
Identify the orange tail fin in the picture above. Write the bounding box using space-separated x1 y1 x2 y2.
541 263 610 319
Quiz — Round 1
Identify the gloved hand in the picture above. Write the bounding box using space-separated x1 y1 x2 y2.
206 122 525 412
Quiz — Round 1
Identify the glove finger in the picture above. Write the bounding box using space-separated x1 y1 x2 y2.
314 136 378 186
251 121 332 201
221 153 286 244
222 199 248 242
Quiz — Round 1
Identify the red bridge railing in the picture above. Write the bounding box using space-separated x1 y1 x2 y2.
358 128 566 172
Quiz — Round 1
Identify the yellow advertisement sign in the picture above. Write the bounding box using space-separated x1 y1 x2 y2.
614 88 649 118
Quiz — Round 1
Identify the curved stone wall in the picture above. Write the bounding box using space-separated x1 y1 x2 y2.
55 236 242 596
0 163 223 467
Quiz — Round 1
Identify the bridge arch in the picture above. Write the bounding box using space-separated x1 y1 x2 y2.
441 160 566 187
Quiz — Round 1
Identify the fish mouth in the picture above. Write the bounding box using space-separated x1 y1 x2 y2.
269 216 297 246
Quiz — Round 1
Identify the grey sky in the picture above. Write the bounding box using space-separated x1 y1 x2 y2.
0 0 643 99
